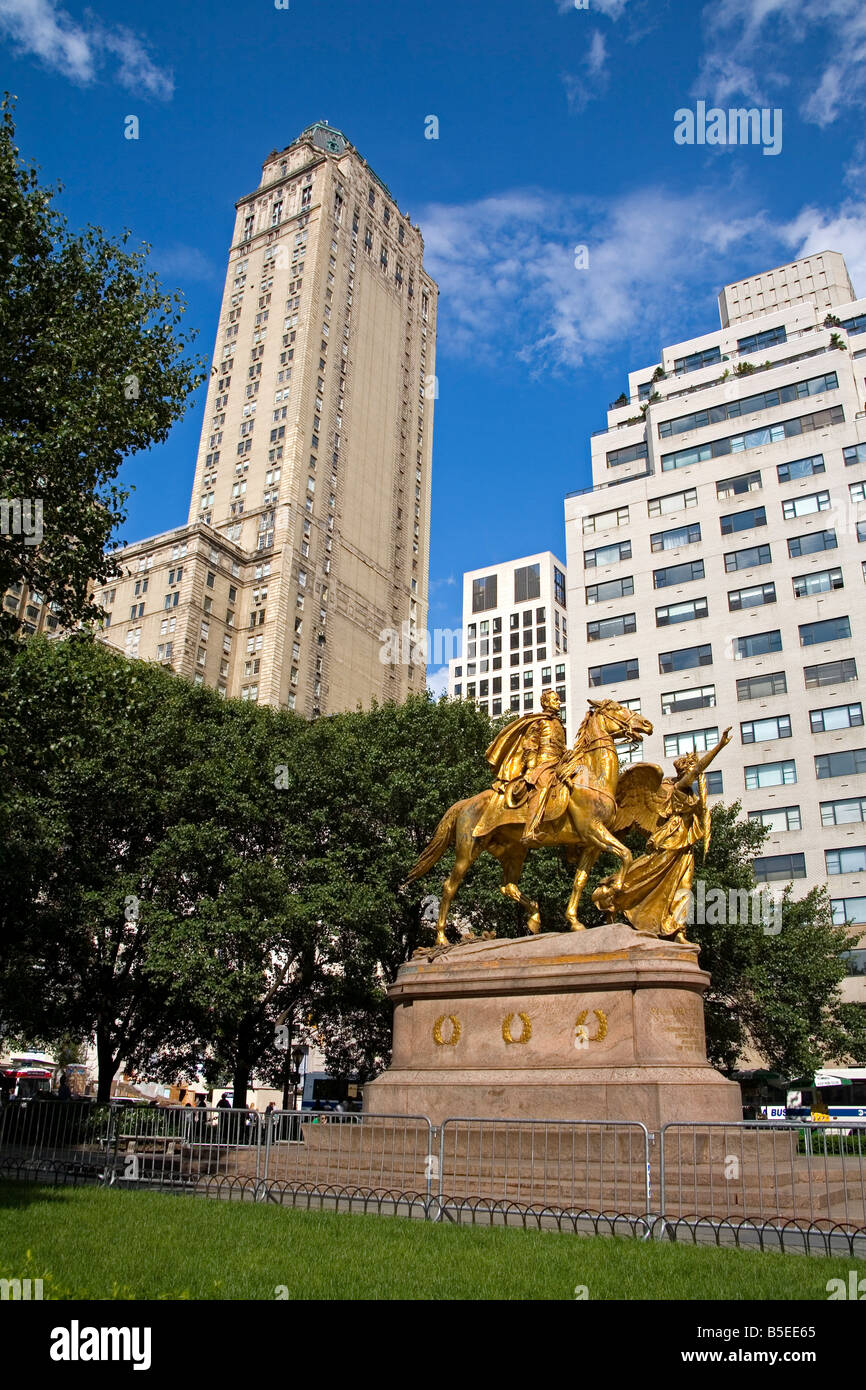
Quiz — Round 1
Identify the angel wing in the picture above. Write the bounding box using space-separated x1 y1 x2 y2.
612 763 668 834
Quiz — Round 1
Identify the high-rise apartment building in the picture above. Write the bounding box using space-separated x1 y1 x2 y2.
448 552 570 733
564 252 866 994
4 124 438 714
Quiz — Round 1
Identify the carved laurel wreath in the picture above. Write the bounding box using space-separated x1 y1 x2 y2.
432 1014 461 1046
575 1009 608 1043
502 1012 532 1045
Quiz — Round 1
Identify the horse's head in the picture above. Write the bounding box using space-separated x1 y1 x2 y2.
586 698 654 743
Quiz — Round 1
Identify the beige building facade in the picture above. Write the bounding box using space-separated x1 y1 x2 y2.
564 252 866 994
5 124 438 714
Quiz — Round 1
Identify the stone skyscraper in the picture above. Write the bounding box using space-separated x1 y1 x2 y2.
15 123 437 714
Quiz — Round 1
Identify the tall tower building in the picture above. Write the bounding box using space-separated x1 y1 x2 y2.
563 251 866 999
10 124 437 714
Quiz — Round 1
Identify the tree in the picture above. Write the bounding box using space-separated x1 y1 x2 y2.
0 96 204 642
0 636 224 1097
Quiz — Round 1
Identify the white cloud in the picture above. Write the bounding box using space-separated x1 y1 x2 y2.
697 0 866 127
0 0 173 98
783 203 866 300
562 29 609 111
421 180 866 373
426 666 450 699
421 184 778 371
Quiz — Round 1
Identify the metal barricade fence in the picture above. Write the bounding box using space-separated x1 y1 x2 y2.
0 1098 113 1182
260 1111 435 1213
2 1102 865 1252
437 1118 652 1226
109 1105 263 1195
659 1120 866 1243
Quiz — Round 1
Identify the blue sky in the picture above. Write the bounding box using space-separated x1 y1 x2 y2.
3 0 865 689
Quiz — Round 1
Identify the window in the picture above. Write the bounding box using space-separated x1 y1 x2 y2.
745 760 797 789
583 505 629 533
664 727 719 757
588 658 639 686
844 443 866 467
728 582 776 610
749 805 801 832
805 658 857 688
783 490 831 519
584 539 631 568
661 406 844 471
737 325 787 354
164 592 179 610
606 441 647 468
753 853 807 882
793 567 843 598
554 567 566 607
741 714 792 743
514 564 541 602
850 480 866 503
734 629 782 659
787 528 837 557
736 671 787 701
705 770 723 796
720 506 766 535
129 603 144 620
832 898 866 926
653 560 704 588
724 543 772 573
587 576 634 604
716 471 761 500
827 847 866 875
656 597 708 626
472 574 498 612
821 797 866 827
648 487 697 516
810 703 863 733
674 346 722 374
815 748 866 779
661 684 716 715
658 644 712 673
799 616 851 647
777 454 825 483
587 612 636 641
651 522 701 552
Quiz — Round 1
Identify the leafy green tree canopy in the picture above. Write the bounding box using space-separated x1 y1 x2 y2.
0 96 204 641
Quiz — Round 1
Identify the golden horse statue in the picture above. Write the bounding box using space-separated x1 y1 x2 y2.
405 698 653 945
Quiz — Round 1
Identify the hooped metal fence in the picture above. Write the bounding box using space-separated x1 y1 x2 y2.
2 1100 865 1256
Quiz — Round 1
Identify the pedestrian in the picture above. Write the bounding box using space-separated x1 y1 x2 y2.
216 1092 231 1143
58 1072 71 1102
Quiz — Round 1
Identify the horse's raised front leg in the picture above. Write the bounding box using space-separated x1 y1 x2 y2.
565 846 599 931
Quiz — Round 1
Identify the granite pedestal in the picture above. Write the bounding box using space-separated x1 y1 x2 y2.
364 924 741 1128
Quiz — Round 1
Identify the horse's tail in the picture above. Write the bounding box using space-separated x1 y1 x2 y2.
404 797 471 885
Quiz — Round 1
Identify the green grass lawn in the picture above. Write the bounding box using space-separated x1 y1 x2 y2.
1 1181 863 1300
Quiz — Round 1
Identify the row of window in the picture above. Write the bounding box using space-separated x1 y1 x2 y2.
657 371 838 439
661 405 844 471
585 520 866 571
659 703 864 754
587 567 861 633
467 688 568 719
601 444 866 523
588 617 853 689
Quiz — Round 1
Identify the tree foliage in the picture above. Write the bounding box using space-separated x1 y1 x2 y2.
0 96 204 641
